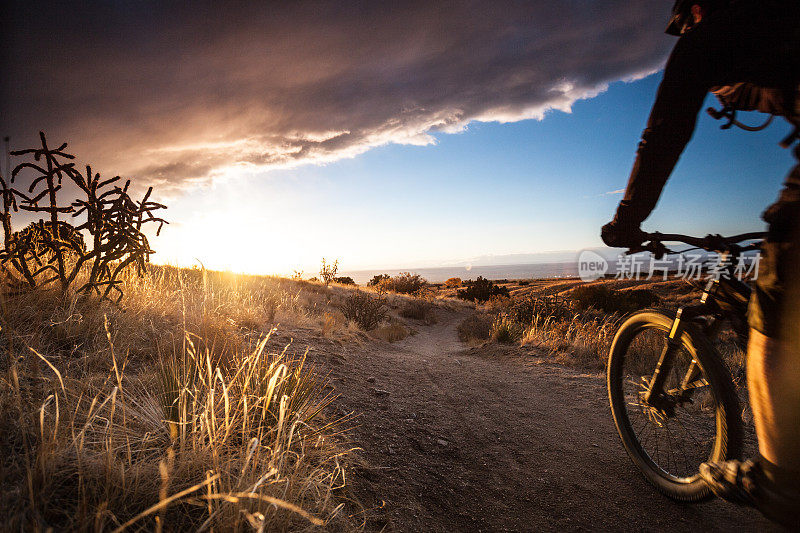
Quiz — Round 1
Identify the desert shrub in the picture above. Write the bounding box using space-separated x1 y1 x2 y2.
371 322 409 342
367 274 391 286
484 294 513 313
457 276 510 303
400 299 436 324
334 276 355 285
570 284 614 311
339 290 388 330
445 277 462 288
511 295 574 323
571 284 659 315
386 272 427 294
13 220 86 257
624 289 661 310
321 310 346 337
319 258 338 286
491 314 525 344
457 312 492 342
373 280 391 295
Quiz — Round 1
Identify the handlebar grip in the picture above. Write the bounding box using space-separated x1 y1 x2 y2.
624 246 645 256
625 238 670 259
647 240 668 259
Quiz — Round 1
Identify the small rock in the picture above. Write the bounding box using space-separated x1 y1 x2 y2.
437 438 449 447
366 376 376 383
372 387 390 396
408 412 417 419
387 446 396 455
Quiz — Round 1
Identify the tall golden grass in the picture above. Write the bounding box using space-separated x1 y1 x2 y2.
519 313 619 369
0 263 360 531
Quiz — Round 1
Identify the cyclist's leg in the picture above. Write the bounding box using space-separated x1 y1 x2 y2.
748 145 800 472
703 150 800 525
743 147 800 524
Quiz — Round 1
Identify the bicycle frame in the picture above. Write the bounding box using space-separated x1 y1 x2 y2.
642 268 752 411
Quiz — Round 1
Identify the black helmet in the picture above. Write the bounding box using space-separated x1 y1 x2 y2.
665 0 729 36
666 0 694 35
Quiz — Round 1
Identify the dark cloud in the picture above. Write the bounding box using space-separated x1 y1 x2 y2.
2 1 672 190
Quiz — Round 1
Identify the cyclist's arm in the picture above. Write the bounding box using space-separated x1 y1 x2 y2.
614 1 800 230
614 31 714 226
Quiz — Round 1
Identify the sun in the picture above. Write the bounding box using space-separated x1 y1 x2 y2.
154 207 312 275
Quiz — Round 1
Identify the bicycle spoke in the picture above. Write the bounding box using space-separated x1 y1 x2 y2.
674 420 694 475
667 378 708 394
674 414 706 450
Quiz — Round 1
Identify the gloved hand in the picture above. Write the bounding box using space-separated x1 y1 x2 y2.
601 219 646 248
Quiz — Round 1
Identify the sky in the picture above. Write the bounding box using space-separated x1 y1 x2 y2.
2 1 795 275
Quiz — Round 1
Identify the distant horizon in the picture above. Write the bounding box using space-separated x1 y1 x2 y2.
339 260 582 285
148 244 733 284
151 246 621 280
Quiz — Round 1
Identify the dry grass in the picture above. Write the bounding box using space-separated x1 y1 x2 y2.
370 322 410 343
490 314 525 345
399 299 437 325
321 310 348 338
453 277 747 378
520 313 620 370
457 313 492 344
0 264 361 531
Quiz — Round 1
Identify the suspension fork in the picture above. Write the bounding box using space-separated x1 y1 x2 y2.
643 308 686 406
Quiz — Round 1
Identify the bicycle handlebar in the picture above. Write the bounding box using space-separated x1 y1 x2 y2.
627 231 767 258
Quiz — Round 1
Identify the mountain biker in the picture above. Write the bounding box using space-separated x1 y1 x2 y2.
601 0 800 526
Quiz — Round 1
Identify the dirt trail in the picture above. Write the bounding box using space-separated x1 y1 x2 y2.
325 308 775 532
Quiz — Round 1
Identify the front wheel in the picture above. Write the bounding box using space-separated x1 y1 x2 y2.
607 309 742 501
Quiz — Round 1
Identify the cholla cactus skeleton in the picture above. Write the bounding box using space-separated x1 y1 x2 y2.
319 258 339 287
0 132 167 301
